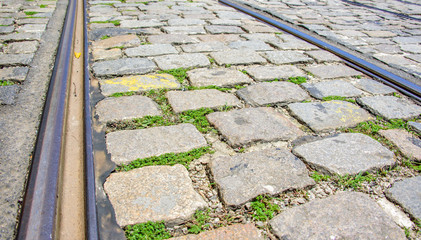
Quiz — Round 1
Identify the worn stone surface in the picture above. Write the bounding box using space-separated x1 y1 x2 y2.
187 68 253 87
263 51 313 64
205 25 245 34
302 80 364 99
270 192 405 240
408 121 421 134
166 89 241 113
304 64 361 79
228 40 273 51
210 50 266 65
377 198 414 229
92 48 122 61
0 85 19 105
244 65 305 81
171 224 263 240
95 95 161 122
89 28 145 41
104 165 207 227
237 82 310 106
148 34 198 45
154 53 210 70
5 41 39 54
378 129 421 161
0 54 34 66
180 41 228 53
106 123 207 164
357 96 421 120
125 44 178 57
293 133 395 175
162 26 206 35
168 18 206 26
92 58 157 77
288 101 373 132
352 78 396 95
120 19 164 28
92 34 140 49
0 67 29 81
198 34 241 42
386 176 421 220
99 74 180 96
305 50 342 62
210 148 314 206
207 107 304 147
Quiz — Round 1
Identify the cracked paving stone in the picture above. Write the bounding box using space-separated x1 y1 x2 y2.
0 85 19 105
104 164 207 227
244 65 306 81
187 68 253 87
0 67 29 81
351 78 395 95
270 192 406 240
210 148 315 206
293 133 395 175
148 34 198 45
99 73 180 96
0 54 34 66
357 96 421 120
92 34 140 49
207 107 304 147
228 40 273 51
237 82 310 106
95 95 162 123
288 101 373 132
302 80 364 99
125 44 178 57
106 123 207 165
171 223 263 240
92 58 157 77
263 51 313 64
378 129 421 161
386 176 421 220
205 25 245 34
304 64 361 79
180 42 229 53
166 89 241 113
210 50 266 65
154 53 210 70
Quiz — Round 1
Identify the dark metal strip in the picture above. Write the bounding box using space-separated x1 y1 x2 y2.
219 0 421 102
17 0 77 239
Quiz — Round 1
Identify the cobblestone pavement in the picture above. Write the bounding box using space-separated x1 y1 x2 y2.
87 0 421 239
235 0 421 84
0 0 65 238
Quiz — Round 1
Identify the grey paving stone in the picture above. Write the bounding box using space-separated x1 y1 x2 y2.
244 65 306 81
0 67 29 81
215 11 250 20
166 89 241 113
99 74 180 96
0 85 19 105
242 24 278 33
293 133 395 175
407 54 421 64
288 101 373 132
302 80 364 99
400 44 421 54
357 96 421 120
104 165 207 227
304 64 361 79
5 41 39 54
154 53 210 70
92 58 157 77
172 223 263 240
352 78 396 95
305 50 342 62
270 192 405 240
205 25 245 34
378 129 421 161
237 82 310 106
392 36 420 44
0 54 34 66
263 51 313 64
0 18 14 26
207 107 304 147
92 34 140 49
162 26 206 35
374 54 417 66
240 33 279 42
0 31 42 41
408 121 421 134
270 39 318 50
106 123 207 165
95 95 161 122
183 13 216 20
386 176 421 220
187 68 253 87
120 19 164 28
92 48 122 61
0 26 14 34
168 18 205 26
198 34 241 42
210 148 315 206
19 24 46 33
208 19 242 26
180 42 229 53
210 50 266 65
125 44 178 57
362 30 397 38
228 40 273 51
89 28 145 41
148 34 199 45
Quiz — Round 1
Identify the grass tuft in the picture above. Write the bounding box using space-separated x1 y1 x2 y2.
158 68 189 84
24 11 38 16
322 96 356 103
288 76 306 84
250 195 280 222
180 108 215 133
187 209 211 234
310 171 331 183
125 221 171 240
0 80 15 86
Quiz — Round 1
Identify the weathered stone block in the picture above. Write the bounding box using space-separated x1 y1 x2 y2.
154 53 210 70
357 96 421 120
187 68 253 87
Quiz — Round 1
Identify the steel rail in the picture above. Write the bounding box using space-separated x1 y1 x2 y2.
219 0 421 102
17 0 77 238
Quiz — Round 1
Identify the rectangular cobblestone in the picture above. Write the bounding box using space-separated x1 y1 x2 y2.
210 50 266 65
263 51 313 64
154 53 210 70
180 42 229 53
92 58 157 77
304 64 361 79
148 34 198 45
205 25 245 34
244 65 306 81
125 44 178 57
162 26 206 35
188 68 253 87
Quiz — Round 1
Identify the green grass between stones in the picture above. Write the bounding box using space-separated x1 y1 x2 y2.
250 195 281 221
24 11 38 16
116 146 213 171
91 20 121 26
158 68 189 84
287 76 307 84
0 80 15 86
125 221 171 240
187 209 212 234
322 96 356 103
